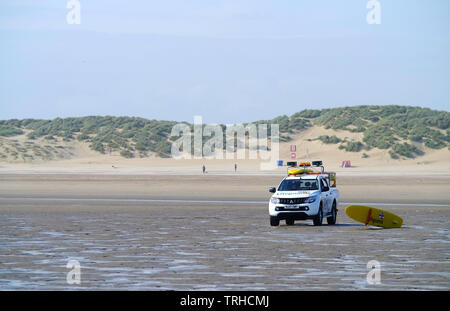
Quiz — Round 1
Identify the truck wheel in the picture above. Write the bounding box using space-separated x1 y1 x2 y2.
270 216 280 226
313 205 323 226
327 201 337 225
286 218 294 226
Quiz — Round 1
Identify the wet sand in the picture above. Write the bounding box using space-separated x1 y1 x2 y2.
0 174 449 290
0 173 449 204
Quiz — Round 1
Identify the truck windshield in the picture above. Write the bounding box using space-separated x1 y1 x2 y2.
278 179 319 191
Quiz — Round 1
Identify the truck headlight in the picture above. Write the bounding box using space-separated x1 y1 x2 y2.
270 197 280 204
306 196 318 203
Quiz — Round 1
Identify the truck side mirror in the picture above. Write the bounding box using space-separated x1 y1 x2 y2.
269 187 276 193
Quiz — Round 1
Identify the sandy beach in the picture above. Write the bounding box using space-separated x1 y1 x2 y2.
0 163 449 290
2 0 449 292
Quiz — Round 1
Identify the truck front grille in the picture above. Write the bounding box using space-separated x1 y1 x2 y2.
276 206 309 211
279 198 307 204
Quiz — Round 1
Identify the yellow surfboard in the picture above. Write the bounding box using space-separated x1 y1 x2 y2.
288 168 313 175
345 205 403 228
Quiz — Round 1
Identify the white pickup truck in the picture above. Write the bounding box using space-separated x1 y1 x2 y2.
268 163 339 226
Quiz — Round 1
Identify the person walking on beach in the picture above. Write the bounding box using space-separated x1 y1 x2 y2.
234 163 237 172
202 165 206 174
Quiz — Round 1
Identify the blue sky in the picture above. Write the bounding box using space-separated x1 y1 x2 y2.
1 0 449 123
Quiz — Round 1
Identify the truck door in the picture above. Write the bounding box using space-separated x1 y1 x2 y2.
320 178 331 213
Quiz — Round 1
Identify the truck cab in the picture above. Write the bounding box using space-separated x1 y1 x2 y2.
268 161 339 226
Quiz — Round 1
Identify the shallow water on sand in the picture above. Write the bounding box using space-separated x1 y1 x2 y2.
0 202 449 290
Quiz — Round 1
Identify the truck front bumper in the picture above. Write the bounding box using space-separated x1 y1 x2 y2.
269 201 320 218
273 211 312 220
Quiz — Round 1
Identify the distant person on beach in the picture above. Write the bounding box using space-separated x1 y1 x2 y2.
202 165 206 174
234 163 237 172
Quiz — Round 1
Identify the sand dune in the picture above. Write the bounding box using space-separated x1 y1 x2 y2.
1 125 449 176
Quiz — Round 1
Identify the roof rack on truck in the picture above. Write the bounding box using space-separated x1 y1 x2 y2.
279 160 336 187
